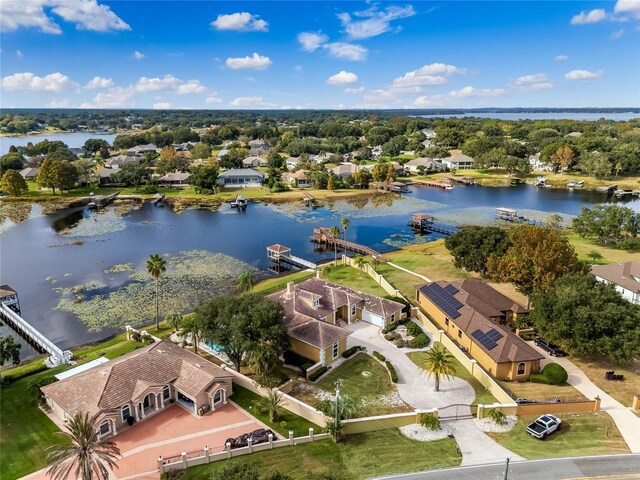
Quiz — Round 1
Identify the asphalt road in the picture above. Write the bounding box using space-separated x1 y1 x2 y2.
374 454 640 480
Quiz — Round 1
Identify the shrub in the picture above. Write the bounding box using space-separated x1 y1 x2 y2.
385 361 398 383
0 375 15 388
410 333 430 349
382 323 397 334
398 317 411 325
199 188 214 195
255 371 290 388
488 408 507 426
530 373 551 384
342 346 364 358
420 414 441 431
373 351 386 362
143 185 158 194
308 366 328 382
406 321 423 337
384 332 400 341
542 363 568 385
395 339 411 348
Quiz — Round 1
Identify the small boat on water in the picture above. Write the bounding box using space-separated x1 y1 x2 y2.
230 194 247 210
444 184 454 190
535 176 547 187
567 181 576 188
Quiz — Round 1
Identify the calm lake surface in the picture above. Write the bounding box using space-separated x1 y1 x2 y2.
0 132 117 155
2 183 639 359
417 113 640 121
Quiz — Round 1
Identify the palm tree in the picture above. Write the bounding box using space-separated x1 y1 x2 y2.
179 315 202 353
353 255 366 276
46 412 121 480
340 217 350 255
371 257 381 272
588 250 603 264
165 311 182 332
329 225 341 265
254 390 283 422
237 271 254 293
421 345 456 392
146 254 167 329
317 393 358 442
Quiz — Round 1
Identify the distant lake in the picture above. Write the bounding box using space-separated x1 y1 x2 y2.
0 131 117 155
417 113 639 121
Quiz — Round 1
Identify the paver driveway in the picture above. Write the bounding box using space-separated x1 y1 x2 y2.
22 402 264 480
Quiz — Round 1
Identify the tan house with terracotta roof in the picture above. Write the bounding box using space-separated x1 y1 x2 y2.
281 169 310 187
41 340 233 439
591 260 640 305
269 278 404 365
416 279 543 380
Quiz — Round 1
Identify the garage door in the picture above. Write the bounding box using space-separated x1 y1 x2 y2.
361 310 385 328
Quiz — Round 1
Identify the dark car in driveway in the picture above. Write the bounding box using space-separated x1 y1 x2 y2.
534 338 565 357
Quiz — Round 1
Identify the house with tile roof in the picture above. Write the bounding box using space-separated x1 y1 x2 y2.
282 169 310 187
41 340 233 439
416 279 543 380
269 278 404 366
591 260 640 305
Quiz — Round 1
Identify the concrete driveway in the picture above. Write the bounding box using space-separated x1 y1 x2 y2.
347 322 523 465
22 403 265 480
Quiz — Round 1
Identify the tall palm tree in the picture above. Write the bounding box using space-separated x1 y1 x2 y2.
340 217 350 255
179 315 202 353
329 225 341 265
255 390 283 422
353 255 366 276
421 345 456 392
237 271 254 293
165 311 182 332
46 412 121 480
146 253 167 329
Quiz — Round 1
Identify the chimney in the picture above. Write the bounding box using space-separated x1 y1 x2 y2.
622 262 631 277
316 269 322 279
286 281 294 296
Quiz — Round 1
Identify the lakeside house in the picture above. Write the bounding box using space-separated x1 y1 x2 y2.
19 167 38 181
126 144 158 156
416 279 543 380
269 278 404 366
242 156 268 168
158 172 191 187
404 157 445 173
106 155 139 170
310 153 333 164
529 153 554 172
591 261 640 305
218 168 265 188
330 162 358 178
285 157 300 170
282 169 310 187
41 340 233 440
442 154 474 170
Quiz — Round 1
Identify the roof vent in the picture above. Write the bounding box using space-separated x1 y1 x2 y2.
195 363 202 368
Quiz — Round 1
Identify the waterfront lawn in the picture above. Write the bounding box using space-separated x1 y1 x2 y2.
177 430 461 480
407 345 498 405
292 353 411 417
487 413 629 459
231 385 319 437
566 233 640 265
322 264 389 297
253 270 316 296
497 378 584 402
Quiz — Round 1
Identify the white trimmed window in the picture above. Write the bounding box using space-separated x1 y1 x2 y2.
351 304 356 316
213 389 223 404
163 385 171 400
517 362 526 376
99 421 110 436
121 404 131 421
390 313 396 324
332 342 339 359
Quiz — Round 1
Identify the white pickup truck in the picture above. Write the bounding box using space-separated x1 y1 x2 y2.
526 414 562 439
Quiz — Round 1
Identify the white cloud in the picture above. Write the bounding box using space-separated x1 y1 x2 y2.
225 53 272 70
528 82 554 90
1 72 79 92
611 28 625 39
448 86 506 98
153 102 171 109
0 0 130 34
614 0 640 19
554 55 569 61
48 98 70 108
132 51 145 60
16 50 24 59
211 12 268 32
565 69 603 81
514 73 549 85
327 71 359 85
293 65 303 72
413 95 440 107
338 4 416 40
83 87 134 108
205 93 223 105
324 42 368 61
176 80 207 95
229 96 277 108
391 63 466 89
297 32 329 52
345 86 365 94
571 9 607 24
134 75 181 92
84 76 113 89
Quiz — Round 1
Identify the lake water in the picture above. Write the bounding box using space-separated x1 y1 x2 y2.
416 112 640 121
1 183 639 359
0 132 117 155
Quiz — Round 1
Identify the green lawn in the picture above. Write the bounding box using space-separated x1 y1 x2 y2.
292 353 411 417
253 270 316 296
487 413 630 459
407 345 498 405
230 385 319 437
566 233 640 265
177 430 461 480
322 265 389 298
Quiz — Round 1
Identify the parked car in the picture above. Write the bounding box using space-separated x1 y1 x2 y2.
534 338 565 357
516 398 536 404
224 429 277 450
526 414 562 439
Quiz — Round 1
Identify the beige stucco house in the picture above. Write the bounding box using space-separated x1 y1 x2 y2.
41 340 233 439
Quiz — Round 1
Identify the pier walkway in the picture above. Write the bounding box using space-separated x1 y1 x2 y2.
310 228 389 261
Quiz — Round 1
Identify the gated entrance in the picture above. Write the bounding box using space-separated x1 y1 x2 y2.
438 404 477 421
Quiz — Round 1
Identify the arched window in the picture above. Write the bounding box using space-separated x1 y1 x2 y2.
99 421 110 436
517 362 526 376
163 385 171 401
121 404 131 421
213 389 223 404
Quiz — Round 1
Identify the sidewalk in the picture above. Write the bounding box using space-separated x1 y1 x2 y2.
530 342 640 453
347 322 523 465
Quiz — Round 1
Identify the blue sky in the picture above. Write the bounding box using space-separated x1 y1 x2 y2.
1 1 639 109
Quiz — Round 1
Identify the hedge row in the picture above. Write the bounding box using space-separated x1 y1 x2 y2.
308 366 328 382
342 346 365 358
385 361 398 383
373 351 386 362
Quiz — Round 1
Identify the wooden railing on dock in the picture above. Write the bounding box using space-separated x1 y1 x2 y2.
409 180 453 190
310 228 388 261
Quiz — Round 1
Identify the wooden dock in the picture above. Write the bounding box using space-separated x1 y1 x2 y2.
597 184 617 193
410 180 454 190
87 191 120 209
230 194 247 210
495 207 542 225
310 228 388 261
151 193 165 205
445 177 474 186
303 192 316 206
267 244 317 269
408 213 457 236
378 181 410 193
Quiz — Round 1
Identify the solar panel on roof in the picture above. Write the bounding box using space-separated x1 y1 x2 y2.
444 284 459 295
471 329 498 350
486 329 504 342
